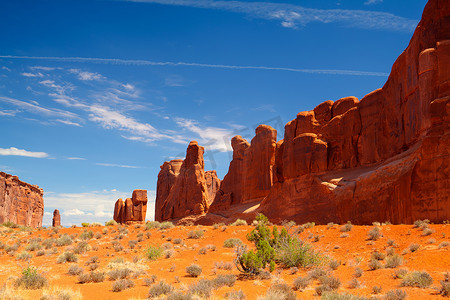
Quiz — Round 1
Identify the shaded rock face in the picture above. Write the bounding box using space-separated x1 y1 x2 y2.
209 125 277 213
0 172 43 227
259 0 450 224
113 190 148 224
155 141 217 221
155 0 449 225
52 209 61 227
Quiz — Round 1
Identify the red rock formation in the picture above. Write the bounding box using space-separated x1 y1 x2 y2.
259 0 450 224
209 125 277 213
0 172 44 227
156 141 219 221
52 209 61 227
155 0 450 225
113 190 148 224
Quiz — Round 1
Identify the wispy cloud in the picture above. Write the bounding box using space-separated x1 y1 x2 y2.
63 208 86 216
69 68 104 81
0 96 80 120
0 109 18 116
1 66 11 72
67 157 87 160
364 0 383 5
125 0 416 32
0 55 389 77
252 104 276 113
30 66 60 71
21 72 44 78
0 147 49 158
175 117 233 152
56 119 82 127
96 162 142 168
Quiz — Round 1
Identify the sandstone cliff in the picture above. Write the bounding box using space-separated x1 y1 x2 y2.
155 141 220 221
0 172 44 227
113 189 148 224
52 209 61 227
155 0 450 225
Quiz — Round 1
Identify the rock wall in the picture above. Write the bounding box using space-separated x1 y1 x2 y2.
0 172 44 227
155 0 449 225
52 209 61 227
113 189 148 224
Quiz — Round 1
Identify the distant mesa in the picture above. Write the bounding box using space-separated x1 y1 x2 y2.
113 189 148 224
154 0 450 225
0 171 44 227
52 209 61 227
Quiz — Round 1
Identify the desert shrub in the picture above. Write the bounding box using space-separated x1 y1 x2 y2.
81 223 90 227
393 269 408 279
14 266 47 289
145 221 161 230
105 220 117 226
439 275 450 297
94 232 102 239
368 227 382 241
384 289 407 300
276 236 323 268
189 279 213 298
25 241 42 251
293 276 310 291
5 243 20 253
36 250 45 256
112 241 124 252
340 222 353 232
214 261 234 270
16 251 32 261
368 258 383 270
225 290 246 300
386 247 395 256
42 238 55 249
371 251 385 261
145 246 162 261
79 230 93 241
387 239 396 246
413 219 430 229
57 251 78 263
55 234 72 247
85 256 99 265
128 240 138 249
77 273 91 284
112 278 135 292
173 238 183 245
348 278 360 289
40 286 82 300
187 230 204 239
307 267 328 280
2 221 19 228
68 264 84 275
231 219 247 226
401 271 433 288
354 267 363 278
422 228 434 236
161 242 173 250
74 241 90 254
186 264 202 277
223 238 243 248
144 275 158 286
329 259 340 270
164 249 175 258
327 222 335 229
409 243 420 252
439 241 450 249
160 221 175 230
261 283 296 300
385 254 403 268
91 271 106 283
213 274 236 287
372 286 382 294
108 268 132 280
148 281 174 298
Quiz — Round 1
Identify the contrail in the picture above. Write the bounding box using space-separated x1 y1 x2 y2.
0 55 388 77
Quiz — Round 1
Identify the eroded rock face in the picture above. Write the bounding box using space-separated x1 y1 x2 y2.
52 209 61 227
0 172 44 227
113 190 148 224
156 141 211 221
209 125 277 213
259 0 450 224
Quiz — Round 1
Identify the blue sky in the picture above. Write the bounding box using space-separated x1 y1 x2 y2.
0 0 427 226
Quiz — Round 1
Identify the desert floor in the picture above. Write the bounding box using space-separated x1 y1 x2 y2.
0 220 449 299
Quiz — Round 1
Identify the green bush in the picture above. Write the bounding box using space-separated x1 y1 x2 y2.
14 266 47 289
145 221 161 230
186 264 202 277
276 236 323 268
231 219 247 226
144 246 162 261
81 222 90 227
2 221 19 228
105 220 117 226
223 238 243 248
401 271 433 288
160 221 175 230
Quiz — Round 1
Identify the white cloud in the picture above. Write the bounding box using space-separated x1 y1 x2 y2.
2 66 11 72
55 119 82 127
175 117 233 152
44 212 52 216
124 0 416 32
0 55 390 77
0 147 49 158
30 66 59 71
122 83 135 90
252 104 276 113
69 68 104 81
0 109 18 116
96 162 142 169
364 0 383 5
0 96 80 120
21 72 44 78
67 157 86 160
63 208 86 216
